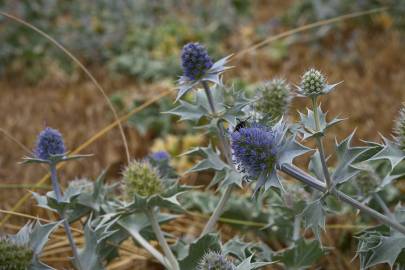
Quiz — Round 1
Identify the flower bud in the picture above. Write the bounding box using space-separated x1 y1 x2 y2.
254 78 292 122
394 104 405 151
123 160 162 198
181 42 213 81
35 127 65 160
300 68 326 97
198 251 236 270
0 237 33 269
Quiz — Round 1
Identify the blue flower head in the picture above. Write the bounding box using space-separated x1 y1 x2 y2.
198 251 236 270
150 151 170 161
35 127 65 160
181 42 213 81
230 120 305 193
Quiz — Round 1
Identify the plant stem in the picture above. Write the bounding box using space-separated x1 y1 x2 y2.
280 164 405 235
146 208 179 270
292 214 302 241
311 97 332 189
50 164 82 270
373 193 395 219
200 81 234 235
129 229 171 269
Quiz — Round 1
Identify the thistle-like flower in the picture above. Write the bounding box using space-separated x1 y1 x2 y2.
0 237 33 269
123 160 163 198
394 104 405 151
177 42 232 101
181 42 213 81
297 68 339 97
230 119 309 193
254 78 292 122
198 251 236 270
35 127 65 160
150 151 170 161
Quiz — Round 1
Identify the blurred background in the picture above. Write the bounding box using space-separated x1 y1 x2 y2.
0 0 404 269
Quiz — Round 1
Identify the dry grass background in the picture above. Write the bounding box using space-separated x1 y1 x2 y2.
0 3 404 269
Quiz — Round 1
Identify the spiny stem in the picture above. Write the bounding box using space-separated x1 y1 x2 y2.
311 97 332 189
128 225 171 269
146 207 179 270
50 164 82 270
200 81 234 235
280 164 405 235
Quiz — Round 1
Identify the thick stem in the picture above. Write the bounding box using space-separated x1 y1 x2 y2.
146 208 179 270
280 164 405 235
311 97 332 189
201 186 233 235
292 215 302 241
129 229 171 269
50 164 82 270
200 81 234 235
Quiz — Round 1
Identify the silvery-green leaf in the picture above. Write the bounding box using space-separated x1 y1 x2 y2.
369 136 405 169
176 77 198 102
300 199 326 242
185 145 228 173
277 136 312 166
298 105 344 140
223 237 251 260
332 131 368 184
236 255 274 270
29 221 63 255
308 150 325 180
364 235 405 269
273 238 325 269
179 234 221 270
165 100 208 122
209 167 245 190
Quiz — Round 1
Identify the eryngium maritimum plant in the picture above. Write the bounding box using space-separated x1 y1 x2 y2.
297 68 339 97
177 42 231 101
394 104 405 150
181 42 213 81
254 78 292 122
230 120 308 193
35 127 65 160
198 251 236 270
123 160 163 198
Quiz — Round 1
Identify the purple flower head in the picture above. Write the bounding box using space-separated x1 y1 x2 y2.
35 127 65 160
181 42 213 81
198 251 235 270
231 123 285 180
150 151 170 161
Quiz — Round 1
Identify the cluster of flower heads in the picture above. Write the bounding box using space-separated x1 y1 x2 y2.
394 104 405 151
253 78 292 122
198 251 236 270
35 127 66 160
299 68 326 97
230 122 285 180
0 235 33 269
181 42 213 81
123 160 162 198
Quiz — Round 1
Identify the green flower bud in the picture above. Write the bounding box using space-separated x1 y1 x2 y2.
394 105 405 151
254 78 292 122
123 160 162 198
355 169 380 196
68 178 94 193
198 251 236 270
300 68 326 97
0 237 33 270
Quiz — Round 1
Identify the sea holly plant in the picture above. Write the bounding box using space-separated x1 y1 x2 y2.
10 43 405 270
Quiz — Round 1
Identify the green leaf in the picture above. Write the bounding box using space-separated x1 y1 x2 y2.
273 239 325 269
185 145 228 173
236 255 274 270
300 199 326 242
298 106 344 140
29 221 63 255
332 132 367 184
179 234 221 270
369 136 405 169
166 100 208 122
364 235 405 269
